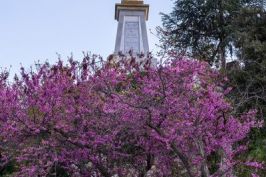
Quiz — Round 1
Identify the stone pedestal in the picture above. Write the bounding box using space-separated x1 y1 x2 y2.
114 0 149 55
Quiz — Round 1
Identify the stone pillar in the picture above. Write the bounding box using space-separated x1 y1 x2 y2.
114 0 149 55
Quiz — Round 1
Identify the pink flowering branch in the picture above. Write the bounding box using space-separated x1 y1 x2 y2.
0 56 263 176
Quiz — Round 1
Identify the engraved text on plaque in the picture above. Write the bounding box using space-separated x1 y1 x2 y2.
124 21 140 53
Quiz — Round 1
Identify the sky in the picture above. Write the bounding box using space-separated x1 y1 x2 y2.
0 0 173 76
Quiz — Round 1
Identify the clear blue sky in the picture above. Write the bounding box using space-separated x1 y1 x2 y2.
0 0 172 76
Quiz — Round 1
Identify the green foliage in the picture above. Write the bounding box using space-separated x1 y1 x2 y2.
159 0 263 68
160 0 236 67
48 165 70 177
229 8 266 119
207 152 221 175
0 160 17 177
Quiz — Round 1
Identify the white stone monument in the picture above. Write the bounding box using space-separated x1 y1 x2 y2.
114 0 149 55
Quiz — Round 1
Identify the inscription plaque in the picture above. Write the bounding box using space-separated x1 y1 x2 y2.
124 21 140 53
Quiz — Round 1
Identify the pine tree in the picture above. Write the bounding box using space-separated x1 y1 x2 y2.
159 0 262 69
227 8 266 176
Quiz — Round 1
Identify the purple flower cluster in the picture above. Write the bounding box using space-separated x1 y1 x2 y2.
0 56 263 176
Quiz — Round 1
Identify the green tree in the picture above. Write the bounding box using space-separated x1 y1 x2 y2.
158 0 262 69
227 8 266 176
229 8 266 116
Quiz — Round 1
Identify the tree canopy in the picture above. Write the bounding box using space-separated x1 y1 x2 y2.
158 0 264 69
0 56 263 176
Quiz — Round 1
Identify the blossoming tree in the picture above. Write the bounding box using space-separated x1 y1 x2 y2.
0 56 263 176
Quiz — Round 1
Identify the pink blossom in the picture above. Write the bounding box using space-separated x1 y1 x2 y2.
0 56 263 177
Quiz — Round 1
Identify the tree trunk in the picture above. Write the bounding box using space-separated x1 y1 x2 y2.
197 139 210 177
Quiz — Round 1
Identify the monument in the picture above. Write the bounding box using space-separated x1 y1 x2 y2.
114 0 149 55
